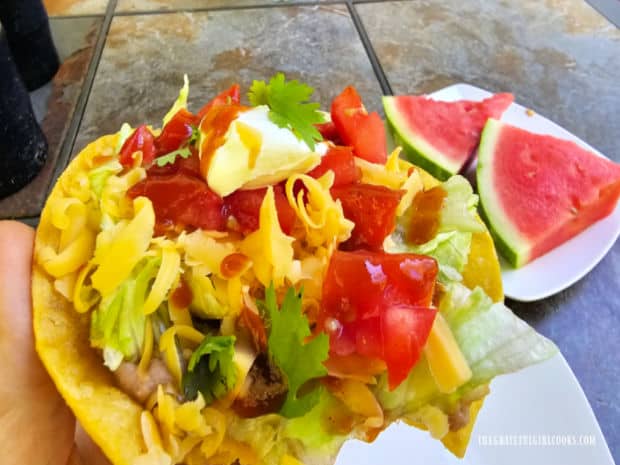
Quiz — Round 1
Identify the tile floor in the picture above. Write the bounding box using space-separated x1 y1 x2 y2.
2 0 619 461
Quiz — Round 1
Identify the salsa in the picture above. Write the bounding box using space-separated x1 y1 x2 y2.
408 186 446 245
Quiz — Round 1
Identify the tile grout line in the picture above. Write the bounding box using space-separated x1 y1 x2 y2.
44 0 118 199
346 1 392 95
47 13 110 20
113 0 345 17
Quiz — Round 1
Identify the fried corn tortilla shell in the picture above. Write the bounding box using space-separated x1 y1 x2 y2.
33 134 503 465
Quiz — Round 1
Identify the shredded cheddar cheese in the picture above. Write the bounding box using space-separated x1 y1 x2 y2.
142 244 180 315
240 186 295 287
285 172 353 248
91 196 155 296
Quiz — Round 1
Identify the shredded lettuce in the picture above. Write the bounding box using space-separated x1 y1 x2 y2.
440 283 558 385
389 175 485 283
227 415 290 465
260 285 329 418
388 230 472 283
182 335 237 403
226 391 346 465
439 175 484 234
162 74 190 127
374 354 440 418
90 257 161 370
114 122 133 154
376 283 557 421
284 389 347 455
88 160 123 198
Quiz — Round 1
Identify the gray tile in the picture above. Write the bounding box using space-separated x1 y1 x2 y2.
357 0 620 159
44 0 109 16
116 0 332 13
586 0 620 27
74 6 383 154
0 16 101 219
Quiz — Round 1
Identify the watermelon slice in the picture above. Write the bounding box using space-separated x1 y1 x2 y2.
477 118 620 268
383 93 513 180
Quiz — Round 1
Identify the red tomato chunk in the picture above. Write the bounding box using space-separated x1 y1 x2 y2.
196 84 241 120
331 183 404 250
315 120 342 145
155 109 195 155
223 185 296 235
331 86 387 164
320 250 438 390
119 125 156 167
308 145 360 188
128 173 226 233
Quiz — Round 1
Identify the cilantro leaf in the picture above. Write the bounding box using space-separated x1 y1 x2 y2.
248 79 269 107
153 147 192 167
248 73 325 150
182 335 237 403
259 284 329 418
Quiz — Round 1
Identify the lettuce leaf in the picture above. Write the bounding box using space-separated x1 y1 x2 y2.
114 122 133 154
227 415 289 465
388 230 472 283
90 257 161 370
162 74 189 127
440 283 558 385
284 389 347 453
182 335 237 403
388 175 485 284
226 391 346 465
88 160 123 198
438 175 484 234
376 283 557 421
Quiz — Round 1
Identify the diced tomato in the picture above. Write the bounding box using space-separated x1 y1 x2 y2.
308 145 360 188
315 121 342 144
196 84 241 121
320 250 438 389
119 125 156 167
330 86 387 164
322 250 437 322
381 305 436 388
331 183 403 250
155 108 195 155
127 173 226 233
223 185 296 235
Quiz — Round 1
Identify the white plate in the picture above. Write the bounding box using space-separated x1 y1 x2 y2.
426 83 620 302
336 354 614 465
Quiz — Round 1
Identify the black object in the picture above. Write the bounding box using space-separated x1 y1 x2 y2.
0 0 59 91
0 36 48 199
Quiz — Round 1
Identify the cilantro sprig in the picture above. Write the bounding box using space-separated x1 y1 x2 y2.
248 73 325 150
182 335 237 403
259 284 329 418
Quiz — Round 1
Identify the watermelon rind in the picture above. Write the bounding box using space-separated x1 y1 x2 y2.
383 96 462 181
476 119 531 268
